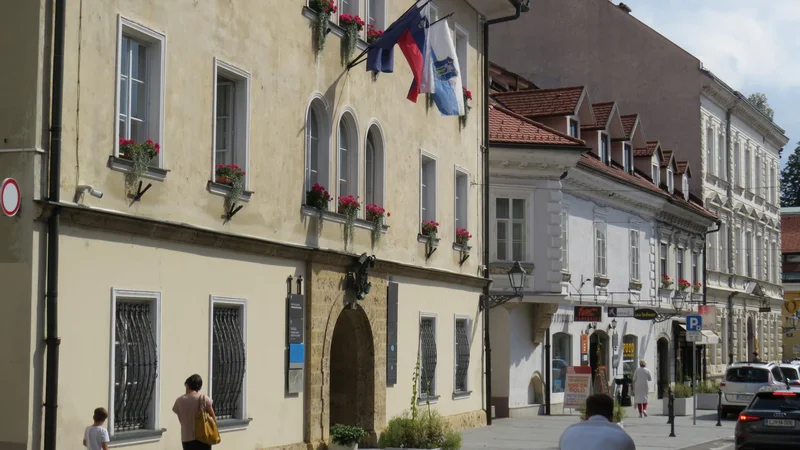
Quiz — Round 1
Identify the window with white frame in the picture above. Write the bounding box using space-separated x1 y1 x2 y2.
676 248 684 281
454 316 470 394
718 134 726 180
111 289 160 436
718 221 727 270
734 141 741 186
623 143 632 173
630 228 640 281
745 146 752 189
682 174 689 198
455 169 469 236
600 133 610 165
667 168 674 193
338 112 359 199
305 99 330 195
595 221 607 276
569 119 580 139
755 153 761 196
692 251 699 285
706 127 714 176
210 298 247 421
116 17 165 166
772 242 779 283
339 0 360 20
429 2 439 21
419 315 437 399
745 230 753 277
652 162 660 186
367 0 386 30
420 152 438 224
561 210 569 272
660 242 668 278
365 125 385 208
454 24 468 89
495 197 525 261
756 235 763 279
213 61 250 185
736 228 744 274
765 238 770 281
708 233 716 271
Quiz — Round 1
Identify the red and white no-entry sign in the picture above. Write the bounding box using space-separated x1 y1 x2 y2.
1 178 21 217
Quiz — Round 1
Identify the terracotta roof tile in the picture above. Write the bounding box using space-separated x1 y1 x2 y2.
635 141 659 158
621 114 638 138
580 102 615 131
661 149 673 168
782 215 800 253
489 105 586 146
492 86 584 118
676 161 689 175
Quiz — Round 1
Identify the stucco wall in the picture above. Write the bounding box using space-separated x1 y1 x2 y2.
489 0 706 195
44 0 483 275
52 225 306 449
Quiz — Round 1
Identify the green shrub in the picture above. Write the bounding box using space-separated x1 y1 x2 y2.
669 383 694 398
379 410 461 450
576 401 626 423
695 380 721 394
330 424 367 446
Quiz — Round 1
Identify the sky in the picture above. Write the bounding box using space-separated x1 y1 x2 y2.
623 0 800 168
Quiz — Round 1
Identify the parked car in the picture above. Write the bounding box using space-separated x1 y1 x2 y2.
735 390 800 449
722 362 787 417
780 363 800 387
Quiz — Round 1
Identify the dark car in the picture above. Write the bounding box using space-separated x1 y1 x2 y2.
735 390 800 449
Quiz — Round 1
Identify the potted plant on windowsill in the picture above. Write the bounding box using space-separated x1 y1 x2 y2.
678 278 691 293
119 138 160 190
339 14 365 64
660 274 674 290
329 424 367 450
214 164 246 200
455 228 472 248
421 220 440 247
306 182 332 231
366 24 383 44
459 88 472 128
338 195 361 247
308 0 337 53
365 203 389 245
692 281 702 300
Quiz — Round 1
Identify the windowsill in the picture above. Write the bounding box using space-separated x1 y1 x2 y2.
206 181 254 203
453 391 472 400
418 395 440 405
452 242 471 252
301 7 369 52
593 276 610 287
109 428 166 447
628 280 642 291
108 156 170 181
217 418 253 432
301 205 389 233
561 272 571 282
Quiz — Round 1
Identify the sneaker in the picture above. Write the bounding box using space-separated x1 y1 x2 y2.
643 410 648 417
639 412 643 418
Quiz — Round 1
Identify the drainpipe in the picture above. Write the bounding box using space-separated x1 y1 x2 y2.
701 220 721 382
483 1 523 427
544 328 551 416
727 292 737 365
44 1 66 449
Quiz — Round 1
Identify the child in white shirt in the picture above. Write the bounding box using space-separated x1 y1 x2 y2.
83 407 110 450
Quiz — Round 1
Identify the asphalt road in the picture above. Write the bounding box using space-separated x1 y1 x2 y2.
679 437 735 450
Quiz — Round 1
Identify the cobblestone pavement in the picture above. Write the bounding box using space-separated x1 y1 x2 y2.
461 408 736 450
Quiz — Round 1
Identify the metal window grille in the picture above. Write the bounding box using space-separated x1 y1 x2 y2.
114 302 158 432
212 306 246 420
454 319 470 392
419 318 437 397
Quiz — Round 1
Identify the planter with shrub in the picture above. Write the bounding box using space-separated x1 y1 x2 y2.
379 410 461 450
695 380 721 410
662 383 694 416
330 424 367 450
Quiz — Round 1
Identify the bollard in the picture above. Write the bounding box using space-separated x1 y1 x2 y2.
716 388 722 427
668 388 676 437
666 386 673 424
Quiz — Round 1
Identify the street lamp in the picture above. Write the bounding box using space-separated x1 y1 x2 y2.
480 261 528 310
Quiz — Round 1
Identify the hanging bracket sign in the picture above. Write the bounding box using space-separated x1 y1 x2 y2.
574 306 602 322
1 178 21 217
633 308 658 320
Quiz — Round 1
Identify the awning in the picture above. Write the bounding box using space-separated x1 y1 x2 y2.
676 324 720 345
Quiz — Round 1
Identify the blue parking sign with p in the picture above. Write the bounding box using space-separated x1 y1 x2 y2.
687 315 702 331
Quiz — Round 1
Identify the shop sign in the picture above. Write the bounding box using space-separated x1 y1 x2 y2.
574 306 602 322
623 341 635 359
564 366 592 408
783 299 800 315
580 334 589 365
608 306 634 318
633 308 658 320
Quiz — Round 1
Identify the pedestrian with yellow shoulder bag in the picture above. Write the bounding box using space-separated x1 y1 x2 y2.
173 374 221 449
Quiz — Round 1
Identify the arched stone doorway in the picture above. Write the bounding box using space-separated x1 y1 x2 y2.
657 338 669 399
330 305 375 438
529 371 544 405
590 331 610 389
747 316 755 361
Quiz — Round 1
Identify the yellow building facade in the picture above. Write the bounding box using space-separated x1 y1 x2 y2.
0 1 526 449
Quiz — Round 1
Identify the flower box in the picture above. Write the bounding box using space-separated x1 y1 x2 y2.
696 393 719 410
215 175 233 185
662 396 694 416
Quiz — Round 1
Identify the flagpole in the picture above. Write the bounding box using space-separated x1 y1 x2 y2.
345 0 432 70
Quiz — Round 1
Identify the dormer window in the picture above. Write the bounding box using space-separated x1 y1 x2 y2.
652 163 660 185
569 119 579 138
682 174 689 200
667 168 674 193
623 143 632 174
600 133 610 165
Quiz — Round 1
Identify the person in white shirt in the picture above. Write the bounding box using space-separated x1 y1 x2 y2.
633 360 653 417
559 393 636 450
83 407 110 450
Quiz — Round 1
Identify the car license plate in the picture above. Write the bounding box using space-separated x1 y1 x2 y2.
736 394 753 401
765 419 795 427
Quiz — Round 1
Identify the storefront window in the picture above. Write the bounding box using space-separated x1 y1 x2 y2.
623 335 638 376
553 333 571 393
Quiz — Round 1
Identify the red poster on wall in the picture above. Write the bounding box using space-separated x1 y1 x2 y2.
580 334 589 366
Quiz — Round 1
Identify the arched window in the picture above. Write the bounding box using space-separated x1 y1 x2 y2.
365 124 385 209
622 335 638 376
337 112 359 199
305 99 330 196
552 333 571 393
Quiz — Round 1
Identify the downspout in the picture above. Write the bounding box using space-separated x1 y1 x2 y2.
727 292 737 364
544 328 551 416
701 219 721 382
44 1 66 449
723 102 735 367
483 2 523 427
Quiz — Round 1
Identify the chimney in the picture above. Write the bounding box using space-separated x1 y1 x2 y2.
618 2 632 13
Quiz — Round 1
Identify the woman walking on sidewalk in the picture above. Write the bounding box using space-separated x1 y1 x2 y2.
633 360 652 417
173 374 217 450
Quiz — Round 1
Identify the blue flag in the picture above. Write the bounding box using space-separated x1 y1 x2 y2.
366 1 430 73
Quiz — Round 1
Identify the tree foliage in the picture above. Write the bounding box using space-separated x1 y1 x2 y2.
747 92 775 119
781 142 800 207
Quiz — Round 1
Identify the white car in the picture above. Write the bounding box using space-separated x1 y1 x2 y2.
720 362 787 417
780 362 800 387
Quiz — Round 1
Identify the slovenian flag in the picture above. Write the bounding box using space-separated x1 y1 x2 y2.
423 19 465 116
